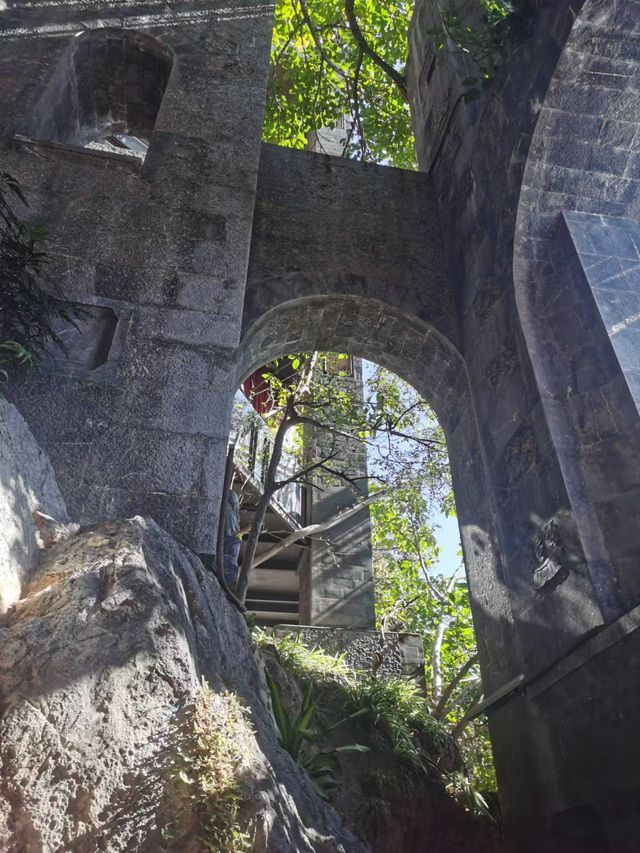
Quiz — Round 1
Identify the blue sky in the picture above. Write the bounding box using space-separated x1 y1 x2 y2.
361 359 462 577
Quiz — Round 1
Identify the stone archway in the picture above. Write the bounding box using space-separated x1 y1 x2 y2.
239 292 518 695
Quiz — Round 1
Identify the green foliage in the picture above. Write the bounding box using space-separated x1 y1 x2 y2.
265 0 416 167
265 0 515 166
363 363 496 794
257 630 353 689
0 341 37 384
426 0 513 102
238 353 449 503
374 560 496 792
164 682 252 852
0 172 76 379
446 770 496 824
266 669 369 799
256 631 448 782
349 674 447 778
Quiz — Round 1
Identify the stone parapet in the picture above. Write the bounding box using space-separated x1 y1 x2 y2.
273 624 426 687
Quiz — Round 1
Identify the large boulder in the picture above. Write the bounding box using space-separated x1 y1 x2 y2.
0 516 369 852
0 396 69 614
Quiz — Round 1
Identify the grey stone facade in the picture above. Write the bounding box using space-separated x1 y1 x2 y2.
301 356 375 629
2 0 640 848
0 0 275 553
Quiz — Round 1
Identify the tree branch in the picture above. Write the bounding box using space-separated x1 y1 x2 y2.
297 0 350 80
344 0 408 99
433 653 479 720
451 682 483 741
431 570 459 702
236 399 298 603
251 490 388 569
274 452 339 489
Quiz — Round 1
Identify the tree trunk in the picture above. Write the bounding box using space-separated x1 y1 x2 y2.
235 406 293 604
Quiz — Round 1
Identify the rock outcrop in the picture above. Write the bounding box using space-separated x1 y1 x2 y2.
0 397 69 615
0 514 368 852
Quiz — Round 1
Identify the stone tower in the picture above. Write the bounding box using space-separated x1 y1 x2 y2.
1 0 275 554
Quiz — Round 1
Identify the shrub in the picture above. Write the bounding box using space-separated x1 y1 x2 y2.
266 668 369 799
0 172 76 377
164 682 253 852
255 630 448 781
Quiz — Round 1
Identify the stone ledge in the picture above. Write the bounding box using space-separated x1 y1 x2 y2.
273 623 426 686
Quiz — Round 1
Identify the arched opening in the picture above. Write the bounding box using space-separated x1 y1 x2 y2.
232 293 523 809
22 28 174 160
230 337 501 812
237 295 516 679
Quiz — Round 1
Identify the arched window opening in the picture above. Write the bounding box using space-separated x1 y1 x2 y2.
23 28 173 161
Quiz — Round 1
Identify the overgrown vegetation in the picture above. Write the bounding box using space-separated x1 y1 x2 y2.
366 365 496 792
0 172 74 381
256 631 448 784
256 630 500 836
264 0 514 166
266 671 370 798
164 682 253 852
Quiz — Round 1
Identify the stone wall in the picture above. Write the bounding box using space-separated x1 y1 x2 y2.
408 0 640 846
242 142 520 706
0 0 275 553
3 0 640 846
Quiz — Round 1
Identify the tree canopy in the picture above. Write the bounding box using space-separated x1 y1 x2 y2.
263 0 513 168
264 0 416 167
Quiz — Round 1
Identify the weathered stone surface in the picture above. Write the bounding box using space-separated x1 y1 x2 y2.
3 0 640 847
0 395 68 615
0 516 368 853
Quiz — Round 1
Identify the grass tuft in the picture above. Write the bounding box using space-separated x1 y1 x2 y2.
255 630 448 781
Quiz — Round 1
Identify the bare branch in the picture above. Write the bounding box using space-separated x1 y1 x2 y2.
274 451 339 489
251 490 388 569
433 653 479 720
431 570 460 702
344 0 408 99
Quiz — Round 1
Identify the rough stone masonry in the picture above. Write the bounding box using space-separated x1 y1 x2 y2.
1 0 640 849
